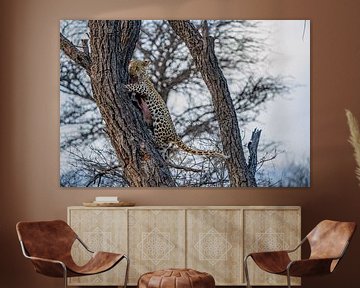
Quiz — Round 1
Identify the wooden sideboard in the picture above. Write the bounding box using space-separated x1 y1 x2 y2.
67 206 301 286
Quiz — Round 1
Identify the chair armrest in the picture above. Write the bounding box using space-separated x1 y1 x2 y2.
25 255 67 277
286 237 307 253
247 250 290 258
287 258 335 277
76 236 94 253
19 240 67 277
245 236 305 259
25 255 65 266
246 251 292 274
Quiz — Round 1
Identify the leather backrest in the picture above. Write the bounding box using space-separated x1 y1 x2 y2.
16 220 77 261
307 220 356 260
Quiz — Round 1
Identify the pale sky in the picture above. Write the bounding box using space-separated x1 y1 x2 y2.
245 20 310 169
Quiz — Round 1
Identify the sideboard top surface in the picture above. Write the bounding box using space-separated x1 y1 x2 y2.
68 205 301 210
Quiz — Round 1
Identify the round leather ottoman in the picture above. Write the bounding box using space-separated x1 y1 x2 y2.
138 268 215 288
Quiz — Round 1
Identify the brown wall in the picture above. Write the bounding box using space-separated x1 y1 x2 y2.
1 0 360 287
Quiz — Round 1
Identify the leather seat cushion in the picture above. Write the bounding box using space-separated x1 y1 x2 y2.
138 268 215 288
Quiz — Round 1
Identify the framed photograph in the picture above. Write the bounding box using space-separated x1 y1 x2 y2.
60 20 310 188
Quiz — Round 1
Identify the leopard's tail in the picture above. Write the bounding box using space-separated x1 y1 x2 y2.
173 137 229 159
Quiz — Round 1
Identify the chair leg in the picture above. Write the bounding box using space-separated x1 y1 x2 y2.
123 255 130 288
244 255 252 288
286 269 292 288
62 264 68 288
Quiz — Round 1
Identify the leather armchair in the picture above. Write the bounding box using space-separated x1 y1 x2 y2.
16 220 129 288
244 220 356 288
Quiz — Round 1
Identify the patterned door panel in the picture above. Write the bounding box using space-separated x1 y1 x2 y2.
68 208 128 286
128 209 186 284
187 209 243 285
244 209 301 286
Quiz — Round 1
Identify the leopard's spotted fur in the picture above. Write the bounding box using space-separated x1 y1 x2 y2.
125 60 228 159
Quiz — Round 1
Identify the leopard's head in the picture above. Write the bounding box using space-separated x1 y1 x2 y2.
129 59 150 77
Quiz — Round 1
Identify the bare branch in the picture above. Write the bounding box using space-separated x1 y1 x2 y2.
166 161 203 173
247 128 262 186
81 38 90 56
60 32 91 71
60 145 127 187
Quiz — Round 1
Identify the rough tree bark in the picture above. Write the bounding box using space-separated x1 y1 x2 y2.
168 20 255 187
61 20 175 187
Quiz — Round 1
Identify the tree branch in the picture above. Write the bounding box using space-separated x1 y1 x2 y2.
60 33 91 72
247 128 262 186
167 161 203 173
81 38 90 56
168 20 253 187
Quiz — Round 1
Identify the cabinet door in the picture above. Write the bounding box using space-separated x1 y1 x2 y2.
243 208 301 286
68 208 127 286
187 209 243 285
128 209 186 284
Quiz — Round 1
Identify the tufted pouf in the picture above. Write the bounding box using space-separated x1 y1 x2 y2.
138 268 215 288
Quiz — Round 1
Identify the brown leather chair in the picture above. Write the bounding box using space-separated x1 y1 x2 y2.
244 220 356 288
16 220 129 288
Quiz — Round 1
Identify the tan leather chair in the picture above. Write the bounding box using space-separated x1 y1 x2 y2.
16 220 129 288
244 220 356 288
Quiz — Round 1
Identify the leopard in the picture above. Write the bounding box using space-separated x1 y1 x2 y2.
125 59 229 159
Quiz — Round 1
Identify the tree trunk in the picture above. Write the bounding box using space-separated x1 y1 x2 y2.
168 20 254 187
87 20 175 187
